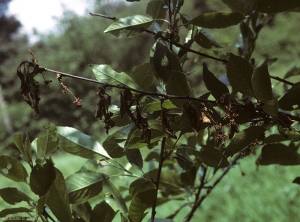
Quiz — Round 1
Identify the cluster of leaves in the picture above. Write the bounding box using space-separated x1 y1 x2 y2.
2 0 300 221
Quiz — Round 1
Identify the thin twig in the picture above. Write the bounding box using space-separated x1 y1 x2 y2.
151 137 166 222
270 75 294 86
89 12 116 20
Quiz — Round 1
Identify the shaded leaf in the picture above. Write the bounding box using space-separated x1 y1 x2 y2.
257 0 300 13
102 133 126 159
131 63 154 91
0 207 32 217
90 64 140 90
104 15 153 37
251 64 273 102
180 165 197 186
13 133 32 166
227 53 254 97
146 0 167 24
57 126 111 159
203 62 229 99
0 155 28 183
284 65 300 79
66 171 106 204
189 12 245 29
222 0 256 15
225 126 265 157
263 98 278 118
279 82 300 111
91 201 116 222
46 168 72 222
258 144 300 165
199 145 229 168
195 28 223 49
125 149 143 169
0 188 31 205
292 177 300 185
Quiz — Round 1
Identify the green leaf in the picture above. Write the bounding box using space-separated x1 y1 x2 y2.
102 132 126 158
258 144 300 165
279 83 300 111
131 63 154 91
189 12 245 29
91 201 116 222
251 64 273 102
225 126 266 157
263 98 278 118
90 64 140 90
227 53 254 97
180 166 197 186
57 126 111 159
13 133 32 166
30 159 56 196
194 28 223 49
104 15 153 37
199 145 229 168
222 0 256 14
0 188 31 205
102 176 128 214
166 70 193 107
143 100 177 113
257 0 300 13
146 0 167 23
150 41 183 83
0 155 28 183
37 195 48 215
46 168 72 222
0 207 32 217
203 62 229 99
125 149 143 169
149 219 174 222
66 171 105 204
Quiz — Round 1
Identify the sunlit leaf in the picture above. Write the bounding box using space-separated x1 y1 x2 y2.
91 201 116 222
0 188 31 205
258 144 300 165
131 63 154 91
0 155 28 183
227 53 254 97
257 0 300 13
143 100 177 112
279 83 300 111
90 64 140 90
189 12 245 29
225 126 265 157
57 126 111 159
104 15 153 37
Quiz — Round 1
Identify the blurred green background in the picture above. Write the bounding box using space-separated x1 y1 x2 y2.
1 0 300 221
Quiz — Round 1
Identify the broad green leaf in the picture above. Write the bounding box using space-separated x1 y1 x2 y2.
125 149 143 169
103 133 126 158
199 145 229 168
194 28 223 49
258 144 300 165
0 188 31 205
37 133 59 157
0 207 32 217
102 176 128 214
251 64 273 103
227 53 254 97
37 195 48 215
263 98 278 118
225 126 266 157
13 133 32 166
257 0 300 13
72 202 92 222
46 168 72 222
222 0 256 14
203 62 229 99
143 100 177 112
150 42 183 83
0 155 28 183
104 15 153 37
279 82 300 111
166 70 193 107
146 0 167 23
175 147 195 170
90 64 140 90
66 171 105 204
91 201 116 222
57 126 111 159
30 159 56 196
189 12 245 29
131 63 154 91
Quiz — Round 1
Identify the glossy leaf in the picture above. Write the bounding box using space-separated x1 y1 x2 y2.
91 201 116 222
194 28 223 48
143 100 177 113
203 62 229 99
225 126 265 157
251 64 273 103
257 0 300 13
263 98 278 118
66 171 105 204
131 63 154 91
90 64 140 90
57 126 111 159
227 53 254 97
258 144 300 165
104 15 153 37
46 168 72 222
30 159 56 196
0 207 32 217
166 70 193 107
125 149 143 169
279 82 300 111
0 187 31 205
13 133 32 166
189 12 245 29
0 155 28 183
